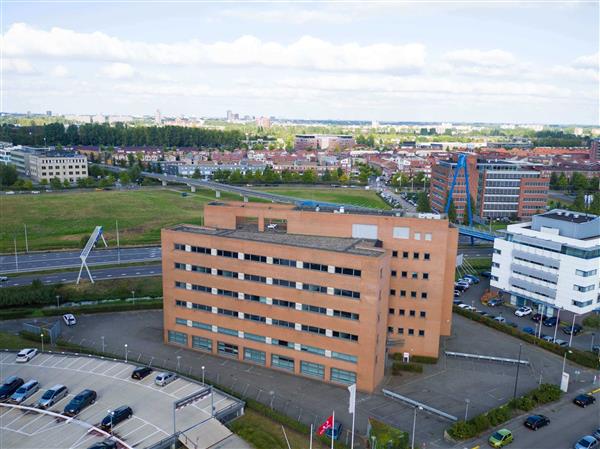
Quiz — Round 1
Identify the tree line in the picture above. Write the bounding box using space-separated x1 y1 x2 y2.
0 123 244 149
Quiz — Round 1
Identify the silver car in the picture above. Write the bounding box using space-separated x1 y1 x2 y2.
37 384 68 409
10 379 39 404
154 372 177 387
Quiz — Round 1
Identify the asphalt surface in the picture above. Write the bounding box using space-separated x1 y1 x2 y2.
0 246 161 274
0 264 161 287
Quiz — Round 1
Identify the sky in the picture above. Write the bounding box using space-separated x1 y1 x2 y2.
1 1 599 124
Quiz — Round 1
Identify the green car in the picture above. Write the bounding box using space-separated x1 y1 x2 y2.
489 429 513 448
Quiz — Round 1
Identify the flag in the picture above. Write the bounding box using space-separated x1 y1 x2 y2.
317 415 333 435
348 383 356 414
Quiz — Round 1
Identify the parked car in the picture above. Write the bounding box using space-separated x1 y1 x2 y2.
574 394 596 407
480 271 492 278
593 345 600 354
453 299 463 305
0 276 8 282
524 414 550 430
479 311 490 317
593 429 600 441
131 366 153 380
37 384 68 409
543 316 558 327
64 389 97 416
554 339 568 347
62 314 77 326
455 284 468 292
16 348 38 363
10 379 40 404
154 372 177 387
494 316 506 323
456 281 470 289
522 326 536 335
531 313 544 322
575 436 598 449
488 429 513 448
464 274 480 284
0 376 24 401
563 324 583 336
87 440 117 449
454 290 461 298
488 298 504 307
460 277 474 285
542 336 555 343
100 405 133 430
515 306 533 317
457 303 470 309
326 422 342 441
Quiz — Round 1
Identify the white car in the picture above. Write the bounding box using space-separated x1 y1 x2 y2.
494 316 506 323
155 372 177 387
457 303 469 309
5 191 15 195
515 306 532 317
460 277 474 285
266 223 278 230
16 348 38 363
62 314 77 326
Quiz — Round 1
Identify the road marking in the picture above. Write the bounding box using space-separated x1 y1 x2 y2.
131 429 162 447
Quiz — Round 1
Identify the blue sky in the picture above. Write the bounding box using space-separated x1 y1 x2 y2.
2 1 598 124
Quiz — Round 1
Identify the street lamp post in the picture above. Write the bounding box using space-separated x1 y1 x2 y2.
101 336 105 353
464 399 470 421
124 344 128 363
553 308 561 342
177 356 181 372
411 406 423 449
56 295 60 309
568 314 577 347
202 366 205 384
513 344 523 400
562 350 573 376
40 333 44 352
131 290 135 305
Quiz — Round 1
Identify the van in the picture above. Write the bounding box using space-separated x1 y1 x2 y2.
37 384 68 409
10 379 40 404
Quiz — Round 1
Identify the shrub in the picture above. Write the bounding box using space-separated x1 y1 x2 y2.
512 396 535 411
470 414 490 433
447 421 476 440
410 355 438 364
391 362 423 374
487 406 511 426
583 314 600 329
369 418 409 449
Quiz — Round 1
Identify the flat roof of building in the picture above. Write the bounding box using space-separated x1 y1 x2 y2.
540 210 597 224
170 225 385 257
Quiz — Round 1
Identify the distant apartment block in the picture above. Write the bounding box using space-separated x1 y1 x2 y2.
591 139 600 162
294 135 355 151
431 154 550 221
10 146 88 183
491 209 600 317
0 142 12 165
162 202 457 392
157 161 266 177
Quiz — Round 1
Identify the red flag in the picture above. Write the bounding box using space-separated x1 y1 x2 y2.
317 415 333 435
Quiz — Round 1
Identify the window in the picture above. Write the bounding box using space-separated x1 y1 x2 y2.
272 319 295 328
218 327 238 336
245 253 267 263
388 326 394 333
390 289 396 296
301 345 326 356
403 251 409 259
306 262 328 272
273 339 293 348
398 328 404 334
574 284 595 293
393 227 410 239
245 294 267 304
408 329 415 336
333 310 359 321
244 348 266 365
192 321 211 331
400 290 406 297
401 271 408 278
175 300 186 308
272 354 294 371
334 288 360 299
391 270 397 277
418 330 425 337
421 292 428 299
217 249 238 258
576 269 598 277
303 304 327 314
168 331 188 346
217 342 238 357
331 368 356 384
414 233 421 240
304 283 328 293
272 299 295 308
572 299 593 308
332 331 358 342
301 361 325 379
274 278 295 288
412 272 418 279
409 310 415 317
246 313 266 323
192 336 212 352
389 308 395 315
494 249 502 255
392 250 398 258
399 309 405 316
413 252 419 259
424 253 430 260
273 257 296 267
425 233 432 241
411 291 417 298
423 273 429 280
218 308 237 317
245 332 266 343
175 318 187 326
246 274 266 283
302 324 326 335
420 311 426 318
331 352 357 363
335 267 362 277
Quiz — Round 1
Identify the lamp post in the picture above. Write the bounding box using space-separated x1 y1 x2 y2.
56 295 60 309
553 308 561 342
411 406 423 449
176 355 181 372
131 290 135 305
568 314 577 347
592 333 596 352
202 365 205 384
562 350 573 376
513 344 523 400
124 344 128 363
464 399 470 421
40 333 44 352
101 336 105 353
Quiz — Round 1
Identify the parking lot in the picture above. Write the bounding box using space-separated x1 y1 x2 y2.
0 352 245 449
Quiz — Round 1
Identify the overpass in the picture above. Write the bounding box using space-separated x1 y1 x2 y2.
97 164 497 241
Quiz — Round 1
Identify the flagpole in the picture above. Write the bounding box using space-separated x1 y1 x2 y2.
310 424 313 449
348 383 356 449
351 408 355 449
331 410 335 449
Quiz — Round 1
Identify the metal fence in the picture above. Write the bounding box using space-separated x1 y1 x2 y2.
22 320 61 344
445 351 529 365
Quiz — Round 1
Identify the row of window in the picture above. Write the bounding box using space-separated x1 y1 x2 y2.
574 284 596 293
174 243 362 277
391 270 429 280
387 328 426 336
389 289 428 299
391 250 431 260
389 308 426 318
169 322 358 364
577 269 598 277
512 269 557 286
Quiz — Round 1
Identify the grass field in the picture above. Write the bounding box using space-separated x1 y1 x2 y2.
0 188 245 252
256 186 391 209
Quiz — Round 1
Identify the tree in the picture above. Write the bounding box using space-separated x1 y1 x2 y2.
321 169 332 182
77 178 88 188
339 173 349 184
589 194 600 215
0 164 18 186
447 198 457 223
572 192 586 212
570 172 588 192
119 172 131 185
191 169 201 179
462 194 476 225
301 169 316 184
40 179 48 186
50 177 62 189
549 172 559 190
22 180 33 190
557 173 569 190
63 179 71 188
416 192 431 212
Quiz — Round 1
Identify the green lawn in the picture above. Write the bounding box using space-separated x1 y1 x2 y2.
0 188 245 252
256 187 390 209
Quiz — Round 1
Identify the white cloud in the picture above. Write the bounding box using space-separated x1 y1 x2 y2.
443 49 516 67
51 64 69 77
572 52 599 69
2 58 35 74
2 23 426 73
101 62 135 79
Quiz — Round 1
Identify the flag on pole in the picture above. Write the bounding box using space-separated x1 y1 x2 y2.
317 415 334 435
348 383 356 414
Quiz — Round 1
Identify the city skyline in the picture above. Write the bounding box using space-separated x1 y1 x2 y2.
2 1 599 124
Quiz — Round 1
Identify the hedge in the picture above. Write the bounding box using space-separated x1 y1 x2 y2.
447 384 561 440
453 306 600 369
368 418 409 449
410 355 438 364
391 362 423 374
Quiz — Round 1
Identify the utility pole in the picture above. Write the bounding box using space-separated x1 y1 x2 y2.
513 344 523 400
24 224 29 253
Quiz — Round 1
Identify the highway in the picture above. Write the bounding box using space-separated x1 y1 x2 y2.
1 263 162 287
0 246 161 274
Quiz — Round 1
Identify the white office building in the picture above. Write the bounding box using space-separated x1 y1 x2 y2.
491 209 600 317
0 142 12 164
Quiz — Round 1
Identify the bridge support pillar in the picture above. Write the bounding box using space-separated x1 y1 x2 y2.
190 185 196 193
215 191 221 198
162 180 167 187
470 236 474 246
243 196 248 203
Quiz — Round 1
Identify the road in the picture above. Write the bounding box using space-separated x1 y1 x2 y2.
457 246 493 258
0 246 161 274
1 263 161 287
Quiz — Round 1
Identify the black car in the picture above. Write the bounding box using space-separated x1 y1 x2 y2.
524 414 550 430
100 405 133 430
64 389 97 416
563 324 583 336
480 271 492 278
87 440 117 449
131 366 153 380
0 376 24 401
574 394 596 407
531 313 545 322
543 316 558 327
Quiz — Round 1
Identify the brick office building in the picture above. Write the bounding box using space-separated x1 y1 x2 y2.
162 202 458 392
